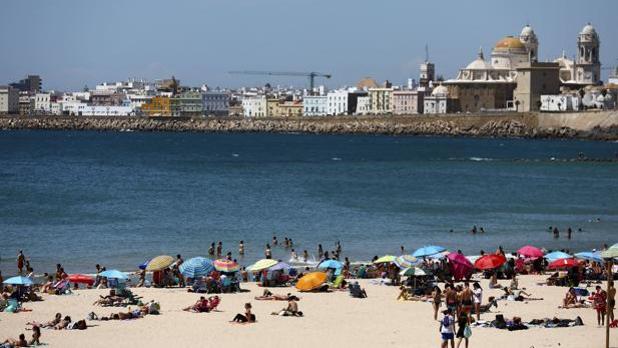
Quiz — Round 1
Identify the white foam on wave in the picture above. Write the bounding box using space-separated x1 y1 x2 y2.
469 157 494 162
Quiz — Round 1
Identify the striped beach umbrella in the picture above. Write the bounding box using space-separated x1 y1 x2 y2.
179 257 214 278
394 255 418 269
213 259 240 273
399 267 427 277
247 259 278 272
146 255 175 271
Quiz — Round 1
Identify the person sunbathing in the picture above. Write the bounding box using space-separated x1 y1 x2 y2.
100 308 142 321
255 289 298 301
183 296 210 313
562 288 578 308
349 281 367 298
503 288 543 301
92 289 123 306
271 298 303 317
27 312 62 328
1 333 28 347
472 296 498 314
54 316 72 330
231 303 256 324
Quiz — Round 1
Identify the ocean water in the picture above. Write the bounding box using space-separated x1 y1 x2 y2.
1 130 617 275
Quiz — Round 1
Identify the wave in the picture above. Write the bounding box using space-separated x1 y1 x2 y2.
468 157 494 162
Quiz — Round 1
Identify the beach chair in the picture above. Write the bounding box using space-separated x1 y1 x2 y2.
53 279 71 295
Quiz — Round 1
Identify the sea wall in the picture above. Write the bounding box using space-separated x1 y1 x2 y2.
1 111 617 140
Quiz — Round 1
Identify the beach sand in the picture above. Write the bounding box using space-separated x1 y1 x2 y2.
0 275 615 348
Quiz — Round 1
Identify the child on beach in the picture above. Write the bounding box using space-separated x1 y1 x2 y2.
440 308 455 348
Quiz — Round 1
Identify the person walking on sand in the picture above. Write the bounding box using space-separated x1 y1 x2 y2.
455 311 471 348
431 286 442 320
472 282 483 321
593 285 607 326
440 308 455 348
608 281 616 322
17 250 25 275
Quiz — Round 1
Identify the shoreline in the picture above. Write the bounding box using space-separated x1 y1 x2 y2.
1 112 618 141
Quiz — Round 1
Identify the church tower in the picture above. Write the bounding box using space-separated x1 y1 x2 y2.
576 23 601 85
419 44 435 88
519 24 539 62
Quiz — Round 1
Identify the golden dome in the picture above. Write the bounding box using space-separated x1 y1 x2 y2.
357 77 379 90
494 36 525 49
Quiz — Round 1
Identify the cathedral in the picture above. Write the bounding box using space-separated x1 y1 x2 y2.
443 24 602 113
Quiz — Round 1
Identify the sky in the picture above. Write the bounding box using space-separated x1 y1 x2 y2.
1 0 616 91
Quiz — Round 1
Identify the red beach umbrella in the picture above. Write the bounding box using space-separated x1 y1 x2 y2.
517 245 544 258
548 258 579 270
67 274 94 285
474 254 506 270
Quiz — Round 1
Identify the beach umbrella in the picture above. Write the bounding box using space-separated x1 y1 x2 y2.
575 251 603 263
548 258 580 270
428 251 450 260
295 272 327 292
179 257 214 279
394 255 418 269
399 267 426 277
318 259 343 269
269 262 291 271
447 253 473 267
373 255 396 264
474 254 506 270
601 247 618 259
213 259 240 273
3 276 34 286
247 259 278 272
517 245 544 258
145 255 175 271
412 245 446 258
67 274 94 285
138 260 149 270
544 251 572 262
447 252 474 281
99 269 128 280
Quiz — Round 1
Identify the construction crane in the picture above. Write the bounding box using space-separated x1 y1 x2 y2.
229 71 331 93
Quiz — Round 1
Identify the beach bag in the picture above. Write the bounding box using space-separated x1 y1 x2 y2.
464 325 472 338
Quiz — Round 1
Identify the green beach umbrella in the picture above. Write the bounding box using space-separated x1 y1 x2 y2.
373 255 396 264
399 267 426 277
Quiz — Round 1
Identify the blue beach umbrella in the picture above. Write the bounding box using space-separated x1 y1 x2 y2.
269 262 291 271
544 251 572 262
3 276 34 286
99 269 128 280
138 260 149 270
179 257 214 278
574 251 602 263
412 245 446 258
318 259 343 269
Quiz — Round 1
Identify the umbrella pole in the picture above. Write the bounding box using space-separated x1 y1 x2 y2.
606 259 613 348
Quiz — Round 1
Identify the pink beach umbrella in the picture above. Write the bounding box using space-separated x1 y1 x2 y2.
517 245 544 258
447 252 474 281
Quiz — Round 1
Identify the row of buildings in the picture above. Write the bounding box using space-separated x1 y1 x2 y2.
1 23 616 117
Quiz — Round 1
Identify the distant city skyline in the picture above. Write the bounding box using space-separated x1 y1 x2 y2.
1 0 616 91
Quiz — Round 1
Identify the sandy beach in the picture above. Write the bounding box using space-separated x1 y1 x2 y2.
1 275 615 348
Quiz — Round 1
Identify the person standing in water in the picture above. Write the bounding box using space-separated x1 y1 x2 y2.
239 241 245 256
216 242 223 257
208 243 215 257
553 227 560 239
272 236 278 246
318 244 323 259
567 227 572 240
265 244 272 259
17 250 25 275
302 250 308 263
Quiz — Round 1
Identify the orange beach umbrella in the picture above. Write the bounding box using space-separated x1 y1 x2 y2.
295 272 327 292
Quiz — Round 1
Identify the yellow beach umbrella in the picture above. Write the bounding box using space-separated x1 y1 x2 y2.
146 255 175 271
247 259 278 272
295 272 327 292
373 255 396 264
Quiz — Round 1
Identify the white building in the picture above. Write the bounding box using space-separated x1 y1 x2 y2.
0 86 19 114
203 92 230 116
34 93 51 113
326 90 348 116
242 95 267 117
423 85 451 114
303 95 328 116
50 102 62 115
540 95 581 112
355 96 370 115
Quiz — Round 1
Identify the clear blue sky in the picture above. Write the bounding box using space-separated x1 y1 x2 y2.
1 0 616 91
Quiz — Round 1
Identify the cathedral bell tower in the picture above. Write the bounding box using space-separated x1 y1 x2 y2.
576 23 601 85
519 24 539 62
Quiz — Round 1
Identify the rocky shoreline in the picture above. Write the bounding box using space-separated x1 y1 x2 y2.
1 114 618 141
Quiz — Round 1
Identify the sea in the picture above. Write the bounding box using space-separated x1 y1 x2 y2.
1 130 617 275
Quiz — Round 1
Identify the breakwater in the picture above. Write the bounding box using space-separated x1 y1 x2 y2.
1 112 618 140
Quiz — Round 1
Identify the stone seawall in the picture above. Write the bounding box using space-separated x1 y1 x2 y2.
1 112 617 140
